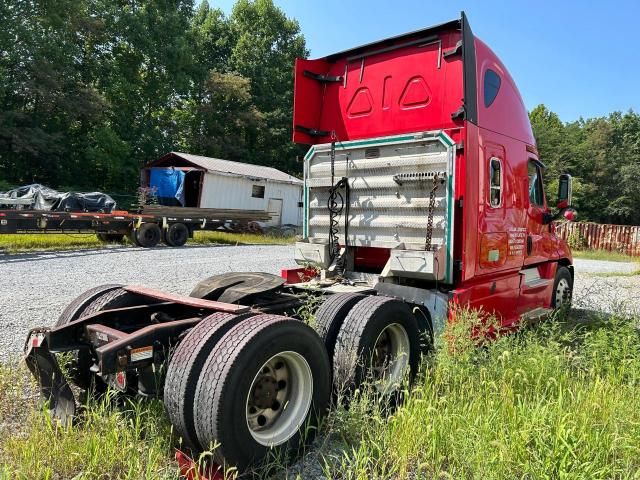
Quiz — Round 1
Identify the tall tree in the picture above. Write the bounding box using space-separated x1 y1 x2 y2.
229 0 307 173
530 104 640 225
0 0 106 188
93 0 196 191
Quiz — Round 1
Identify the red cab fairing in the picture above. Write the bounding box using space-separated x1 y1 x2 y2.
292 17 472 145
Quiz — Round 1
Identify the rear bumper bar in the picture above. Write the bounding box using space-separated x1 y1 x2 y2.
22 286 253 427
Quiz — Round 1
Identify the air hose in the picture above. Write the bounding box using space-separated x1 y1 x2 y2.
327 134 349 272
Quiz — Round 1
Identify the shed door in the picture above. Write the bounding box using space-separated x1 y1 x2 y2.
267 198 283 226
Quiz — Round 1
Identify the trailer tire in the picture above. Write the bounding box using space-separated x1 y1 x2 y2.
164 311 255 451
128 229 141 247
56 285 147 390
314 293 366 366
333 296 420 396
135 223 161 248
163 223 189 247
551 266 573 309
194 314 331 470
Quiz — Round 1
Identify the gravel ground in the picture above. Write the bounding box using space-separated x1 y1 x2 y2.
572 258 640 317
0 244 296 361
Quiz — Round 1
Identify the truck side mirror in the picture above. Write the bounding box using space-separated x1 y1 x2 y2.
556 174 572 209
563 208 577 221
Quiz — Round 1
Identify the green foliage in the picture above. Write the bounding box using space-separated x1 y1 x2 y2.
567 229 587 250
0 365 177 479
315 310 640 479
2 309 640 478
572 249 639 263
531 104 640 225
0 0 306 196
0 231 294 253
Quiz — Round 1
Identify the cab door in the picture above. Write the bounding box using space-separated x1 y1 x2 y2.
524 159 556 266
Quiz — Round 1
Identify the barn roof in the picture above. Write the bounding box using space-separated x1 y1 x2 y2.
149 152 302 185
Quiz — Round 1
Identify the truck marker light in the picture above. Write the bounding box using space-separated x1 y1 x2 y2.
30 333 44 348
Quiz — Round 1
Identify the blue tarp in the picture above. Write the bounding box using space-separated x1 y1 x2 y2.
150 168 185 206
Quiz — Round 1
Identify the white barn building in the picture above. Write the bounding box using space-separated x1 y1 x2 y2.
143 152 303 226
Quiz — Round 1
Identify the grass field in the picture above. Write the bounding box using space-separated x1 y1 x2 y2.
1 308 639 479
572 249 639 263
0 231 294 253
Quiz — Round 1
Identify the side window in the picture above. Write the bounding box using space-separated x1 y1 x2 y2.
489 158 502 207
527 160 545 207
251 185 265 199
483 69 501 107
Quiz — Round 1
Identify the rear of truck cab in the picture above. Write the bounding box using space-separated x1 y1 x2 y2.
292 13 574 328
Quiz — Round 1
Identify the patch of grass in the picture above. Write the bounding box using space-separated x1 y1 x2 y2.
319 309 640 479
0 233 106 253
191 230 295 246
572 249 639 263
0 364 178 479
3 309 639 479
0 231 294 253
592 268 640 278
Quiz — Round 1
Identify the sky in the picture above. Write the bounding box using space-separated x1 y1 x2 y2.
209 0 640 122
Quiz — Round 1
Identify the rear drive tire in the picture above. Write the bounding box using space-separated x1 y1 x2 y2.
164 312 255 451
135 223 161 248
314 293 366 366
551 266 573 309
56 285 148 389
163 223 189 247
193 314 331 470
333 296 420 396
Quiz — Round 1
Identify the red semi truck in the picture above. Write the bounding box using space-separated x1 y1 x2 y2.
24 13 575 475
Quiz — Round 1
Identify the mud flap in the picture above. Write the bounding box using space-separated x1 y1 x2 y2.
175 449 224 480
24 329 76 427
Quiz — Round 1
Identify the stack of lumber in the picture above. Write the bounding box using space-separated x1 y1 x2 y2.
141 205 271 222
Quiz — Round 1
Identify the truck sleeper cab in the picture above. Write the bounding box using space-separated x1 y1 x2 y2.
291 12 574 334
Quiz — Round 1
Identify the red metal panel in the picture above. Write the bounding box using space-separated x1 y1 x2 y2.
280 267 317 284
293 31 463 144
474 39 535 146
292 58 330 144
123 286 250 313
176 449 223 480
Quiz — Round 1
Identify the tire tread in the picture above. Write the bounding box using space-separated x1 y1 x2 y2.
164 312 252 450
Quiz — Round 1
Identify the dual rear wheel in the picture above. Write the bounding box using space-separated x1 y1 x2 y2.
164 313 331 470
315 293 424 396
60 280 424 472
128 222 189 248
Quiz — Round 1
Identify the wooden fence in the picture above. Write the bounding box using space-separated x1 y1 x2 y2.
555 222 640 256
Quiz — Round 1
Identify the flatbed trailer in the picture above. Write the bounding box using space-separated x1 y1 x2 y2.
0 206 271 247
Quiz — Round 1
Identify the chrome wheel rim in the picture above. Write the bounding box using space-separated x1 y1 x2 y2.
371 323 410 393
555 278 571 308
246 351 313 447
